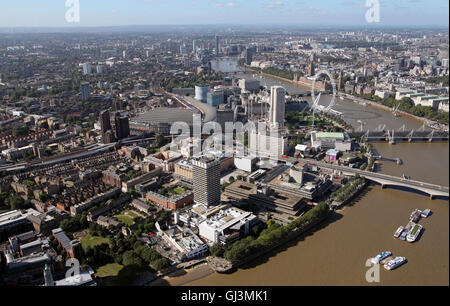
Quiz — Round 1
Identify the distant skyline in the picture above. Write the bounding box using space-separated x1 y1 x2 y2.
0 0 448 28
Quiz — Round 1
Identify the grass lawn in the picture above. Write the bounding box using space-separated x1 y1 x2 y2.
115 215 134 226
114 210 140 226
80 230 111 252
159 186 188 199
96 263 124 286
96 263 123 278
171 187 187 195
95 263 142 286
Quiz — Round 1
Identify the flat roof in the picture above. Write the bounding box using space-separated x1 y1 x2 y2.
132 108 198 125
54 270 96 286
315 132 344 139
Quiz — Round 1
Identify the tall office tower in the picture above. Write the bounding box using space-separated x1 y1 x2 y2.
192 157 221 206
215 35 220 56
114 112 130 140
192 40 197 53
82 63 91 75
307 62 315 77
100 109 116 143
123 50 127 58
270 86 286 128
80 82 91 101
245 49 253 65
99 110 112 134
180 44 187 55
338 71 344 91
96 64 103 74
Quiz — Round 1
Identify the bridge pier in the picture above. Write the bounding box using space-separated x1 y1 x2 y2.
430 195 434 200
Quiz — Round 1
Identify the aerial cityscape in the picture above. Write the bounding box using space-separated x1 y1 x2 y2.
0 0 448 293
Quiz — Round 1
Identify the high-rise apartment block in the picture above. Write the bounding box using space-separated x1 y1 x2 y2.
270 86 285 128
192 157 221 206
114 112 130 141
80 82 91 101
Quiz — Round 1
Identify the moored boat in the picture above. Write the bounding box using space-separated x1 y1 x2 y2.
371 251 392 264
410 209 422 223
394 226 404 238
384 257 407 270
407 224 423 243
421 209 431 218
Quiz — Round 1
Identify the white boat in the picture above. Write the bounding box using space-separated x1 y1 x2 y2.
407 224 423 243
371 251 392 264
421 209 431 218
384 257 407 270
394 226 404 239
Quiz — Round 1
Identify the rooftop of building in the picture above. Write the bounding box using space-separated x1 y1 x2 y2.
0 209 41 227
198 204 255 232
131 108 198 125
314 132 345 139
165 225 205 253
54 268 96 286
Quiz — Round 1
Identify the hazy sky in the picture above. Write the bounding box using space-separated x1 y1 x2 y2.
0 0 448 28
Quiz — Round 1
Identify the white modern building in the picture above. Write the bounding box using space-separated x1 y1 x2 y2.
195 85 210 102
197 204 258 244
249 129 288 158
234 156 257 173
270 86 286 128
311 131 352 151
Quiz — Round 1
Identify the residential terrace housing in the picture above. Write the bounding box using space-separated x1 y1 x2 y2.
70 187 121 216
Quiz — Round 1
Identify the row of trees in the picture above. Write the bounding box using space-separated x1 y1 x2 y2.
210 201 330 265
358 94 449 124
330 175 366 203
60 211 89 233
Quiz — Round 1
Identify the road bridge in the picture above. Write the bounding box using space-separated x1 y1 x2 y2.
277 157 449 199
